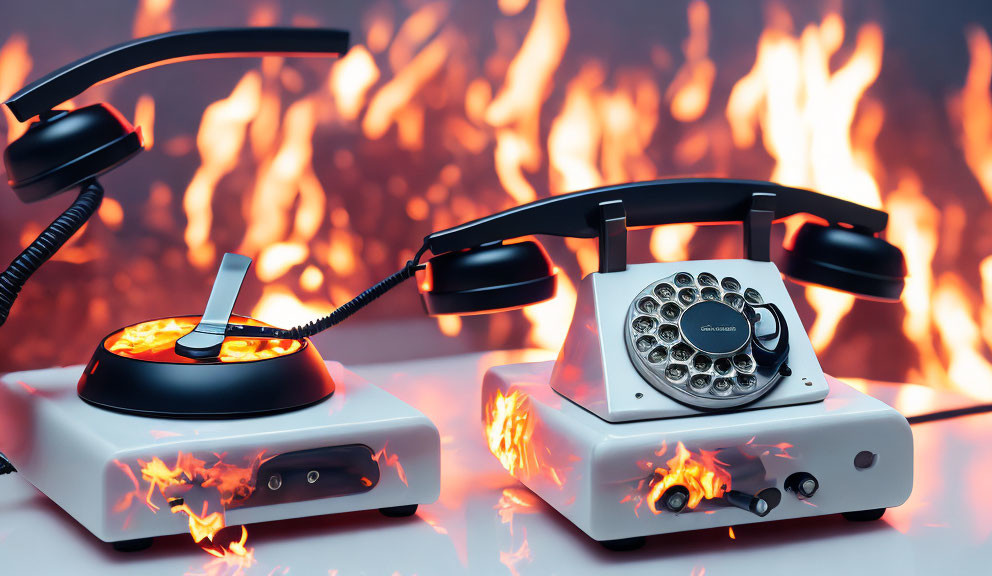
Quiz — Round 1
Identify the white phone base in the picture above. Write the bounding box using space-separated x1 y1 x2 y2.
483 360 913 543
0 362 440 544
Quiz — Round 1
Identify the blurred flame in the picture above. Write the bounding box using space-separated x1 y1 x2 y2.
547 63 604 194
727 9 884 353
522 272 575 350
257 242 308 283
132 0 173 38
437 315 462 337
667 0 715 122
933 275 992 401
184 72 262 268
0 34 32 143
241 98 322 256
330 45 380 121
364 32 450 144
487 0 570 203
134 94 156 149
499 0 531 17
98 197 125 230
952 26 992 202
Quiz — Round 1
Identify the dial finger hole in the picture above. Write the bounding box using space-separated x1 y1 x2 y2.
737 374 757 390
693 353 712 372
660 303 681 321
674 273 694 287
712 377 734 395
638 296 660 315
632 316 657 334
701 287 721 301
665 364 688 382
690 374 711 391
678 288 697 305
721 277 741 292
714 357 733 375
744 288 763 304
697 272 718 287
648 345 668 363
671 344 694 362
654 283 676 301
723 293 744 311
659 324 679 343
635 335 656 353
733 354 754 373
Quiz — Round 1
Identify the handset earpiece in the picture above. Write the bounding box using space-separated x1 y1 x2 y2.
782 222 906 301
419 240 557 315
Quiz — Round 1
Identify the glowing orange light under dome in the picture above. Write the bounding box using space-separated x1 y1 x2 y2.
104 316 301 363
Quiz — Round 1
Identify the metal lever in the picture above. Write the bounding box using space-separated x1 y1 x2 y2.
175 253 252 359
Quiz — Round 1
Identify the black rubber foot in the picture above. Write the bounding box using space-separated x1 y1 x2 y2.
842 508 886 522
379 504 419 518
111 537 154 552
599 536 646 551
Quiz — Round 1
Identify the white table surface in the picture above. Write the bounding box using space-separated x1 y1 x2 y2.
1 349 989 575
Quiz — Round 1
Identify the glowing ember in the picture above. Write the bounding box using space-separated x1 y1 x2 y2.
104 316 301 363
646 442 731 514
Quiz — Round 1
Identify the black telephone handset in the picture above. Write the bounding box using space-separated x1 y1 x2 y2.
416 179 906 313
0 27 349 327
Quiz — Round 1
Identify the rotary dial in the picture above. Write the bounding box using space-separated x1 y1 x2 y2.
625 271 783 409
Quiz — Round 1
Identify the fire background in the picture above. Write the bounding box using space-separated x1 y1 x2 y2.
1 0 991 404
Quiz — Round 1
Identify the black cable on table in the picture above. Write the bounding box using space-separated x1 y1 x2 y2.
907 403 992 425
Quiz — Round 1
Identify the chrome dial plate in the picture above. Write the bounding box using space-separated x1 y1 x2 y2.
625 271 783 409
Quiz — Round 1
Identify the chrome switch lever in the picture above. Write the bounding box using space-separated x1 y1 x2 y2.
175 253 252 359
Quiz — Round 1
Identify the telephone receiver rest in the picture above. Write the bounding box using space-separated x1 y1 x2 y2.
3 27 349 203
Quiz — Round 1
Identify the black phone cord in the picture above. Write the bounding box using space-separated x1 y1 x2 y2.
0 179 103 328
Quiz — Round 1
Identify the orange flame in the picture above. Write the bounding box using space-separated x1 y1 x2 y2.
667 0 715 122
184 72 262 268
0 34 33 144
329 45 380 121
487 0 570 203
132 0 173 38
485 389 537 477
727 9 884 353
646 442 731 513
134 94 156 149
113 450 266 561
372 443 408 486
952 26 992 203
105 317 301 363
